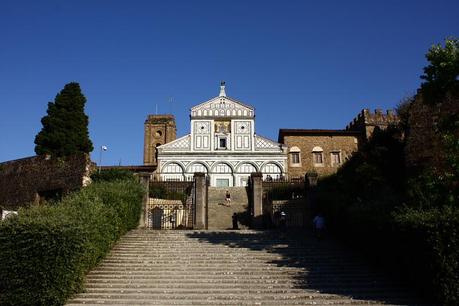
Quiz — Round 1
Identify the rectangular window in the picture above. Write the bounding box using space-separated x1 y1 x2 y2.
313 152 323 164
292 152 300 164
331 152 341 165
218 137 227 149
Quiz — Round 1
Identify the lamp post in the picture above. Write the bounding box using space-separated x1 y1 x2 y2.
99 145 108 173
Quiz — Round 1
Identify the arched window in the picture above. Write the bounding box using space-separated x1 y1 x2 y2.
238 163 257 173
331 151 342 166
162 163 183 173
289 146 301 166
212 163 232 173
312 146 324 166
261 163 282 180
188 163 208 173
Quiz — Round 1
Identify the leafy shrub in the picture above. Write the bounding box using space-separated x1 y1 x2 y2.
267 184 304 200
149 185 187 203
90 168 135 182
0 179 144 306
394 206 459 305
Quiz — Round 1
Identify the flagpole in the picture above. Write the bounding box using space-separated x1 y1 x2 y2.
98 145 107 174
99 146 102 174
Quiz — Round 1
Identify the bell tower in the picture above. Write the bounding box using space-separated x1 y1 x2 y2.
143 114 176 166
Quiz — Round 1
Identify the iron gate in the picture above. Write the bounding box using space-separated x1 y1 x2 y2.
147 178 195 229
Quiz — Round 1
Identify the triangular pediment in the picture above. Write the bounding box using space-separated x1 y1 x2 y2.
254 135 284 152
191 96 254 118
158 134 191 152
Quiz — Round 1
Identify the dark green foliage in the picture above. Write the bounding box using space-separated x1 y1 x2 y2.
91 168 135 183
0 179 144 306
394 207 459 305
396 95 415 132
421 38 459 105
315 124 458 303
149 185 187 203
267 184 304 200
317 126 405 225
34 82 93 157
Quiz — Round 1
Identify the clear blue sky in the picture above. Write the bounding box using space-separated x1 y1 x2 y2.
1 0 458 165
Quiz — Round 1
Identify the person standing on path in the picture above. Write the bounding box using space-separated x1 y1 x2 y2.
313 213 326 239
225 190 231 206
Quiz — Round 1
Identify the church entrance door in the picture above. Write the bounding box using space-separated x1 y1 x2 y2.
216 178 230 187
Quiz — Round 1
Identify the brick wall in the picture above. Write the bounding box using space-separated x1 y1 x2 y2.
144 115 176 165
0 153 92 209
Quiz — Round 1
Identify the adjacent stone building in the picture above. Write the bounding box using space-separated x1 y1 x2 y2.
278 109 399 179
278 129 360 178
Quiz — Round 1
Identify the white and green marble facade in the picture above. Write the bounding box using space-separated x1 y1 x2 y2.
157 83 287 186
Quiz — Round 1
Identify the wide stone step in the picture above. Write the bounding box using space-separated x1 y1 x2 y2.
84 281 401 289
66 298 387 305
68 292 374 300
66 229 423 305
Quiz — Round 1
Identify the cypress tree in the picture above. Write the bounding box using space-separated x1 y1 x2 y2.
34 82 93 157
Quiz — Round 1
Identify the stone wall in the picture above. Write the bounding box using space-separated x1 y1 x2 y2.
0 153 92 209
279 131 359 178
405 92 459 172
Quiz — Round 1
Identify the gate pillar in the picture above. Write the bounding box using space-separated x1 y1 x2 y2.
138 172 151 228
194 172 207 230
251 172 263 229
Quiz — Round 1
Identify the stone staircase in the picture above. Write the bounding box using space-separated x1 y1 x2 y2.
207 187 250 230
66 230 424 305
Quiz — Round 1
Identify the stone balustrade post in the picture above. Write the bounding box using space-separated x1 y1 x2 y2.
137 172 151 228
250 172 263 229
194 172 207 230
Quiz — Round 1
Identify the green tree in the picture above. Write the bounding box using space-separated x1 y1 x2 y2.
421 38 459 104
34 82 93 157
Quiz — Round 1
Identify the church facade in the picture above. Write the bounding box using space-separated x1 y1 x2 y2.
152 83 287 187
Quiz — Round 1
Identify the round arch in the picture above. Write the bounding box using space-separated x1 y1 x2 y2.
161 162 185 174
236 162 259 173
186 162 209 174
210 161 234 173
260 161 284 173
312 146 323 152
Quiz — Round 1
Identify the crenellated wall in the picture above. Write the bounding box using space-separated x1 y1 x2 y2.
346 108 399 141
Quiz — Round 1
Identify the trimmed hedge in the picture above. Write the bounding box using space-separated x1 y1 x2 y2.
0 178 144 306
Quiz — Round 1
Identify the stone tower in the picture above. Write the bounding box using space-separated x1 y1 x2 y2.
144 115 176 166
